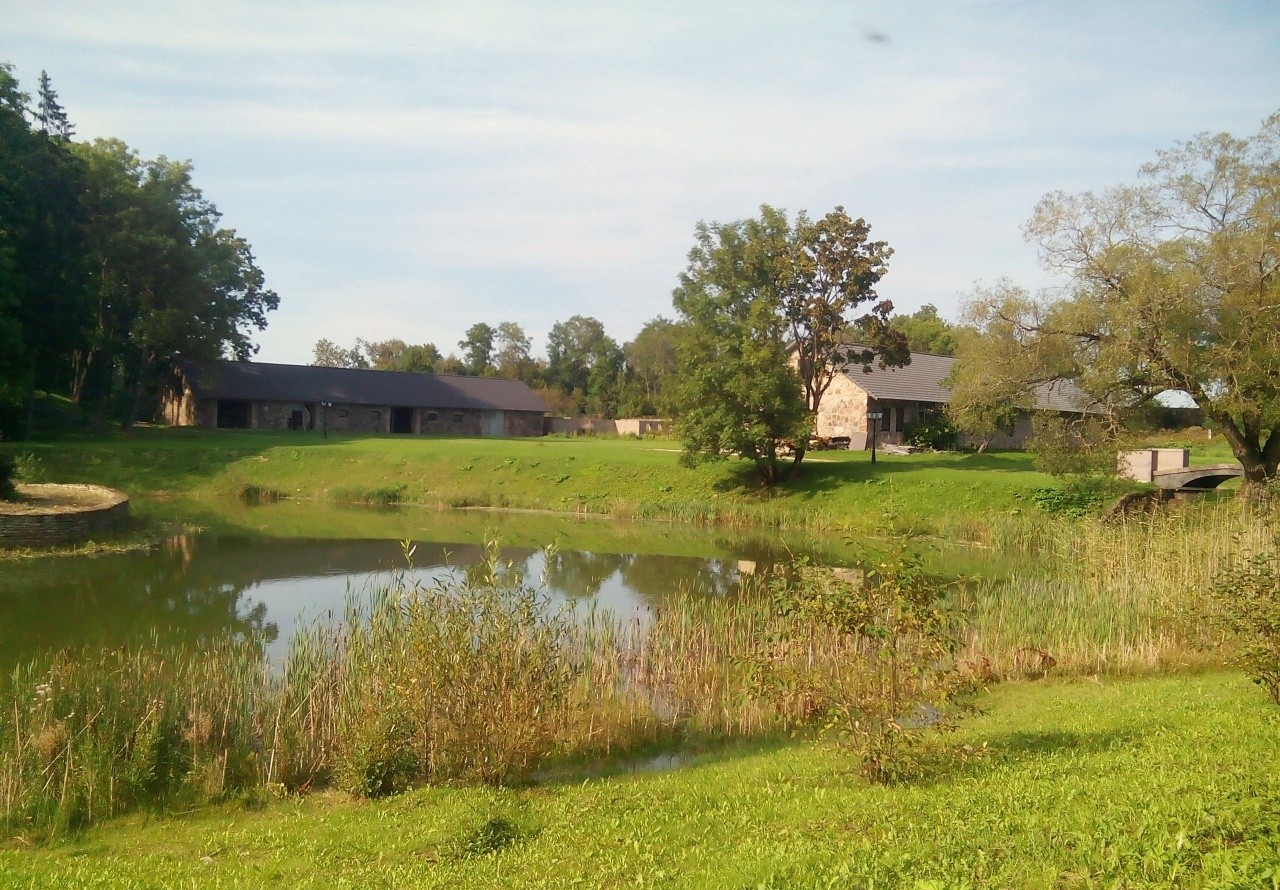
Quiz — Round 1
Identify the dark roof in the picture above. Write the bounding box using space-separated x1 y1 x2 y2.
177 359 550 413
840 348 1098 413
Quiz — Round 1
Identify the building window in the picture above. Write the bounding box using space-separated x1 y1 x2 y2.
426 411 438 422
337 409 349 418
453 413 463 424
370 410 381 421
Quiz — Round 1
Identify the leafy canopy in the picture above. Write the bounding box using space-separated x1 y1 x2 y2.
951 112 1280 492
672 211 810 485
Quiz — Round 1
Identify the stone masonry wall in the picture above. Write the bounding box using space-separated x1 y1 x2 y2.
815 374 870 439
0 485 130 548
187 400 544 436
319 404 392 433
504 411 545 437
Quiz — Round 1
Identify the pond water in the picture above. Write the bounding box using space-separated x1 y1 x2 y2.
2 497 1020 670
0 500 843 669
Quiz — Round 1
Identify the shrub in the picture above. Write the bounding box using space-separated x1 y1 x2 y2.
1030 478 1114 517
762 555 967 782
330 483 406 505
1214 552 1280 705
1029 415 1118 478
239 484 285 504
903 414 960 451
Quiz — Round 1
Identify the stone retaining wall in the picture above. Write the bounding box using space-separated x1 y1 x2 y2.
0 485 131 548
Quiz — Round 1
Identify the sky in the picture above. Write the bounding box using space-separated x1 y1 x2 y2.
7 1 1280 365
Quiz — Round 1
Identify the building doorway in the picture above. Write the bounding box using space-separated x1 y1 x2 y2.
391 407 414 434
216 400 252 429
484 411 504 437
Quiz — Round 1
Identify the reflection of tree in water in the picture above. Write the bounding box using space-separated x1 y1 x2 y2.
0 530 843 671
458 545 540 590
617 555 741 607
541 550 629 599
0 534 276 670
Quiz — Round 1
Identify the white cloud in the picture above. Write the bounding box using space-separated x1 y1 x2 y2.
7 1 1279 363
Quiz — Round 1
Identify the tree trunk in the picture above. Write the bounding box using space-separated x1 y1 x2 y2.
122 349 154 431
789 447 806 479
1211 412 1277 500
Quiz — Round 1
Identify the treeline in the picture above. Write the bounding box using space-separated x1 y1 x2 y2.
313 315 682 418
0 63 278 438
316 306 956 419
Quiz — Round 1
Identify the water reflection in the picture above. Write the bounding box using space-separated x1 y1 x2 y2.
0 532 776 669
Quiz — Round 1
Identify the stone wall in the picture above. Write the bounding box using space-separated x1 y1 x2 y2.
548 417 668 436
503 411 546 437
0 485 130 549
814 374 869 439
160 379 198 426
182 400 545 436
1117 447 1189 483
319 403 391 433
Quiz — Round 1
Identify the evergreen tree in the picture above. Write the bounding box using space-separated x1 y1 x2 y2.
35 70 73 141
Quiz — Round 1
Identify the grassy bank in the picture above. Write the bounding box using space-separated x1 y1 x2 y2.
2 672 1275 888
10 428 1068 535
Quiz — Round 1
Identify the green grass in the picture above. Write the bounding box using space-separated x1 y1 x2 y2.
8 428 1079 535
1 672 1275 888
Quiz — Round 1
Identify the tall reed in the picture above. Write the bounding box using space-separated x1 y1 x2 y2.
0 544 967 833
962 500 1279 677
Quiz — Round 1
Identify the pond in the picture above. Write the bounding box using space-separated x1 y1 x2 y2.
0 499 860 669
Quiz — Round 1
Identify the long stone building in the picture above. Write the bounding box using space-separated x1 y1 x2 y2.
163 359 549 436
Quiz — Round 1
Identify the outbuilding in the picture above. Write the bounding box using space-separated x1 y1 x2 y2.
163 359 549 436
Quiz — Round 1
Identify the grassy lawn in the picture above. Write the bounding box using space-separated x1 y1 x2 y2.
1 672 1275 889
3 426 1272 888
9 428 1076 535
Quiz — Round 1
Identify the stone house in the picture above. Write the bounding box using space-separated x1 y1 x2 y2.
814 348 1095 449
163 359 549 436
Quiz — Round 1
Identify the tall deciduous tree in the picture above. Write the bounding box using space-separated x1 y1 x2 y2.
398 342 442 373
73 139 278 426
545 315 620 409
889 304 960 356
954 112 1280 494
495 321 536 381
782 205 905 426
621 316 682 416
314 337 440 371
944 286 1040 453
312 338 361 368
459 322 496 376
672 214 810 485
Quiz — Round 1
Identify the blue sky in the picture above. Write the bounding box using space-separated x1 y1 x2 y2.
8 1 1280 364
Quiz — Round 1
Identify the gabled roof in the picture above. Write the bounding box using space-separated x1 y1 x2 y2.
177 359 550 413
839 348 1098 413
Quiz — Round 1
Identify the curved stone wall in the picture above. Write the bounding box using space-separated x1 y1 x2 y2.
0 484 130 548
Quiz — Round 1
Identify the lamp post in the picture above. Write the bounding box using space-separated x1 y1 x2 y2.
321 401 333 438
867 411 883 464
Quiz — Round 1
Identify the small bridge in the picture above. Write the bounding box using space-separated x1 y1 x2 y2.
1119 449 1244 495
1152 464 1244 493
